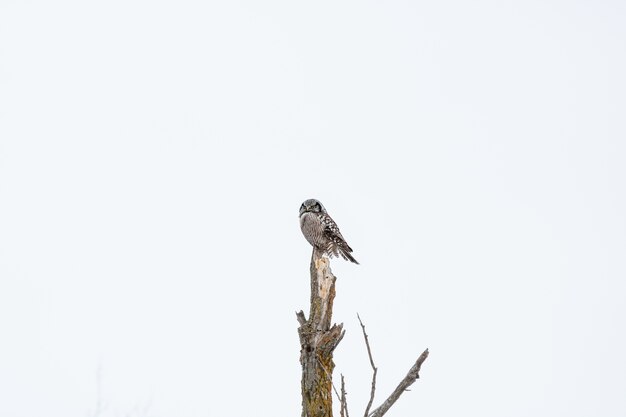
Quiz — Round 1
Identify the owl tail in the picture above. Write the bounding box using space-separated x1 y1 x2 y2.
339 247 359 265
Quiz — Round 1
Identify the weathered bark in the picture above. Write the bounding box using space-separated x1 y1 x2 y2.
297 250 345 417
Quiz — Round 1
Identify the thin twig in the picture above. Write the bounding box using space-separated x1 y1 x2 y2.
340 373 350 417
317 357 342 404
357 313 378 417
369 349 430 417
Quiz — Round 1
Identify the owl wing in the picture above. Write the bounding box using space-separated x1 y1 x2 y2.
320 214 359 264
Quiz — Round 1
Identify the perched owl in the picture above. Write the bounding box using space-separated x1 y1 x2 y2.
299 199 359 264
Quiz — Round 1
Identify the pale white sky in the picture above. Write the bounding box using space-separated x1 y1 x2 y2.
1 1 625 416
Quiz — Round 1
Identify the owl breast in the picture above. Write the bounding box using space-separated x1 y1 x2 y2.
300 212 327 249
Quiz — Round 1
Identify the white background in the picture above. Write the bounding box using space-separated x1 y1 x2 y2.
1 1 625 416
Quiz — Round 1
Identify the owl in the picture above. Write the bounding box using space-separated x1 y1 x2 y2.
299 199 359 264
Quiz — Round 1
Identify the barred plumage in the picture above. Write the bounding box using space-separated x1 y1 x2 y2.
299 199 359 264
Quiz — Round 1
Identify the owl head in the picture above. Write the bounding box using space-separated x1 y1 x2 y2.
300 199 326 216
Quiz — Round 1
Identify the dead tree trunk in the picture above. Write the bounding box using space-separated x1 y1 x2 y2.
297 250 345 417
296 249 429 417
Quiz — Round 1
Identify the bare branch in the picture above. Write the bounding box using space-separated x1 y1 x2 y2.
296 310 307 326
369 349 430 417
340 374 350 417
357 314 378 417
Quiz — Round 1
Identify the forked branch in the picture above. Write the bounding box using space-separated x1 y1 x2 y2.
368 348 430 417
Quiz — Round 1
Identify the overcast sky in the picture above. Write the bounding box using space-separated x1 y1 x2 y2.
1 1 625 416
